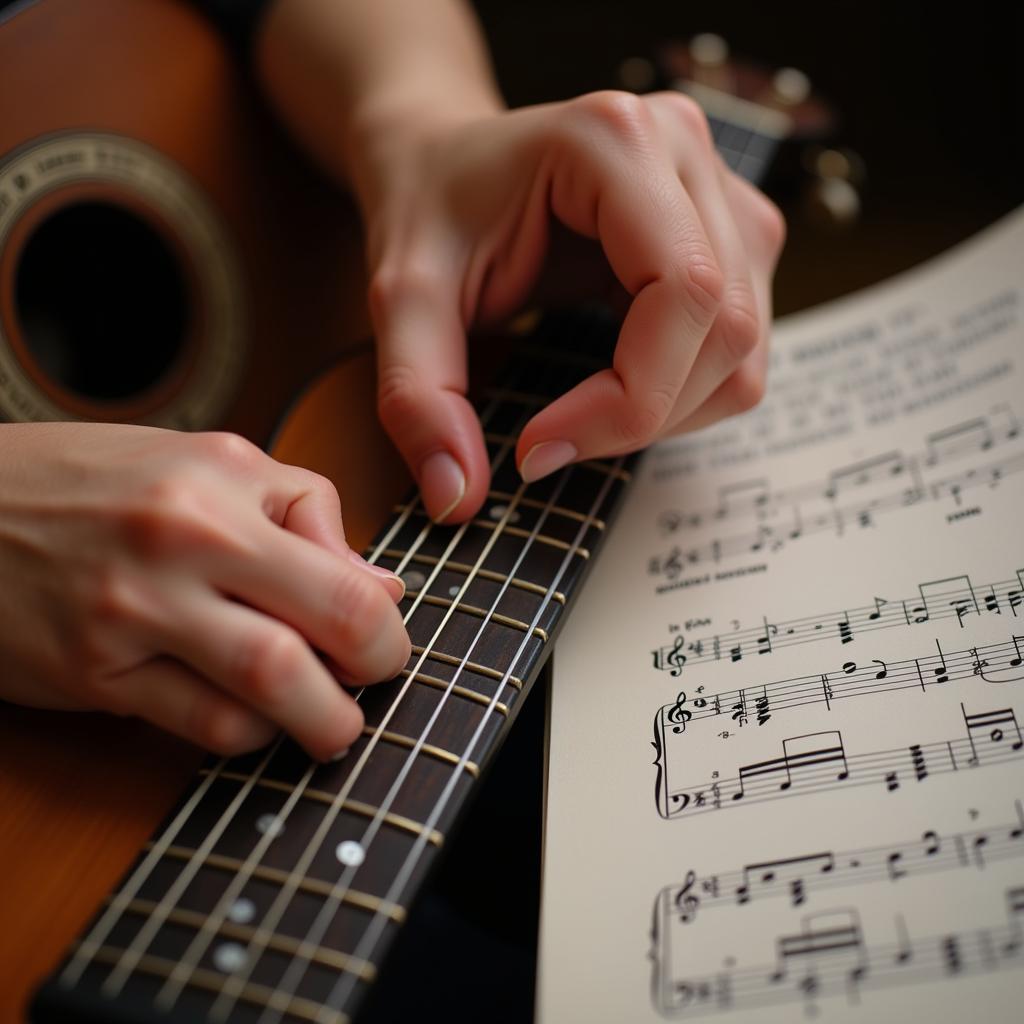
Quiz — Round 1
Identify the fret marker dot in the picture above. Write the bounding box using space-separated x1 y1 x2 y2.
489 503 521 523
213 943 249 973
256 813 285 838
400 570 426 592
228 898 256 924
336 840 365 867
449 585 460 597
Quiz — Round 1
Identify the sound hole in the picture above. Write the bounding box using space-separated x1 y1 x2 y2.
14 201 189 403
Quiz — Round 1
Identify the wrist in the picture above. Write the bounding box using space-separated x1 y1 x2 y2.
345 87 504 221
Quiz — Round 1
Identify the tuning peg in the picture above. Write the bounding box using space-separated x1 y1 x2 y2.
801 147 866 228
770 67 811 106
688 33 730 69
685 33 734 92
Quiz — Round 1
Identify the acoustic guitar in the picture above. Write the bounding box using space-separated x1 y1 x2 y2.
0 2 813 1021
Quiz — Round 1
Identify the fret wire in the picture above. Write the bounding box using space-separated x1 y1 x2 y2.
398 668 511 716
202 770 444 847
379 548 566 604
58 753 231 988
152 393 524 1013
115 899 377 982
202 388 548 1022
405 589 548 641
236 316 599 1024
488 488 606 529
154 844 406 922
360 725 481 778
102 742 285 999
82 945 348 1024
403 507 592 558
410 645 524 688
326 454 625 1014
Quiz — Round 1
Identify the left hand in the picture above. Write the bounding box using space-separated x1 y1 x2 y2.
361 89 785 522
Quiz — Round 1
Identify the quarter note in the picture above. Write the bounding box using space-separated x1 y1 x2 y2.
838 616 853 645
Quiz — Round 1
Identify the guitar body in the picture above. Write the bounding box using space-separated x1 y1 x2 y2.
0 0 368 443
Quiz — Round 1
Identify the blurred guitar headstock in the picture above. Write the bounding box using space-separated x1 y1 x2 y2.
616 33 865 229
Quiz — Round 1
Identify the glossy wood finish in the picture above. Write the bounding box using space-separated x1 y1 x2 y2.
0 0 369 443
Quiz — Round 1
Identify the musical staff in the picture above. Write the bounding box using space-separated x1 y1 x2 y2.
655 704 1024 818
661 801 1024 925
650 569 1024 675
652 888 1024 1017
647 411 1024 582
654 636 1024 749
653 407 1022 534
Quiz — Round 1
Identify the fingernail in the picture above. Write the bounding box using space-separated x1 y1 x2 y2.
420 451 465 522
329 747 350 763
519 440 578 483
348 550 406 601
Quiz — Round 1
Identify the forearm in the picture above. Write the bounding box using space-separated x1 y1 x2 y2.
253 0 504 211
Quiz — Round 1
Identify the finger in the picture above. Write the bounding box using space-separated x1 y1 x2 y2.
210 518 411 685
273 464 348 557
664 172 780 436
369 243 491 523
161 589 370 761
516 92 723 478
666 319 772 435
642 94 763 429
212 450 404 601
105 656 279 756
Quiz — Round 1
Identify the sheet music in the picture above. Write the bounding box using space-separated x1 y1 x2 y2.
537 209 1024 1023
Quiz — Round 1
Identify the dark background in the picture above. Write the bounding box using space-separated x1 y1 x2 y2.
473 0 1023 315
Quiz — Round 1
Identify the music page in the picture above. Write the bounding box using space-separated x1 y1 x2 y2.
538 209 1024 1023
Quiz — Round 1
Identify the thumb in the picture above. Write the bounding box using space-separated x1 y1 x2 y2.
369 259 491 523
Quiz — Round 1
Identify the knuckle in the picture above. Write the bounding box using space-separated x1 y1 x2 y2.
754 195 787 255
328 570 383 641
368 260 443 320
616 385 676 448
194 703 261 756
718 284 761 363
195 431 260 469
659 90 714 146
235 628 306 705
727 364 767 414
86 567 139 627
680 259 725 321
122 477 223 559
570 89 652 143
377 363 427 431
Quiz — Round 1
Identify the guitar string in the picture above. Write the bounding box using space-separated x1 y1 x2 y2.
315 454 623 1022
202 331 593 1019
150 395 532 1011
86 384 513 996
250 456 591 1024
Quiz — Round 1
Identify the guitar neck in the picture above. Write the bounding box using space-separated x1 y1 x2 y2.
31 310 636 1024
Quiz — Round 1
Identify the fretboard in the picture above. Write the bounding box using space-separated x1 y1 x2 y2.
31 310 637 1024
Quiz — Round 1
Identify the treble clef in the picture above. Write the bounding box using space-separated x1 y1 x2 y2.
674 869 700 924
666 635 687 676
667 690 692 734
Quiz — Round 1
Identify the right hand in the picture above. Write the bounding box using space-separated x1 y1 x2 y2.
0 422 411 760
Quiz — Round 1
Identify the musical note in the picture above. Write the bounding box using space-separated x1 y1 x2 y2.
754 688 771 727
838 616 853 645
962 703 1024 766
660 709 1024 817
732 731 848 802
